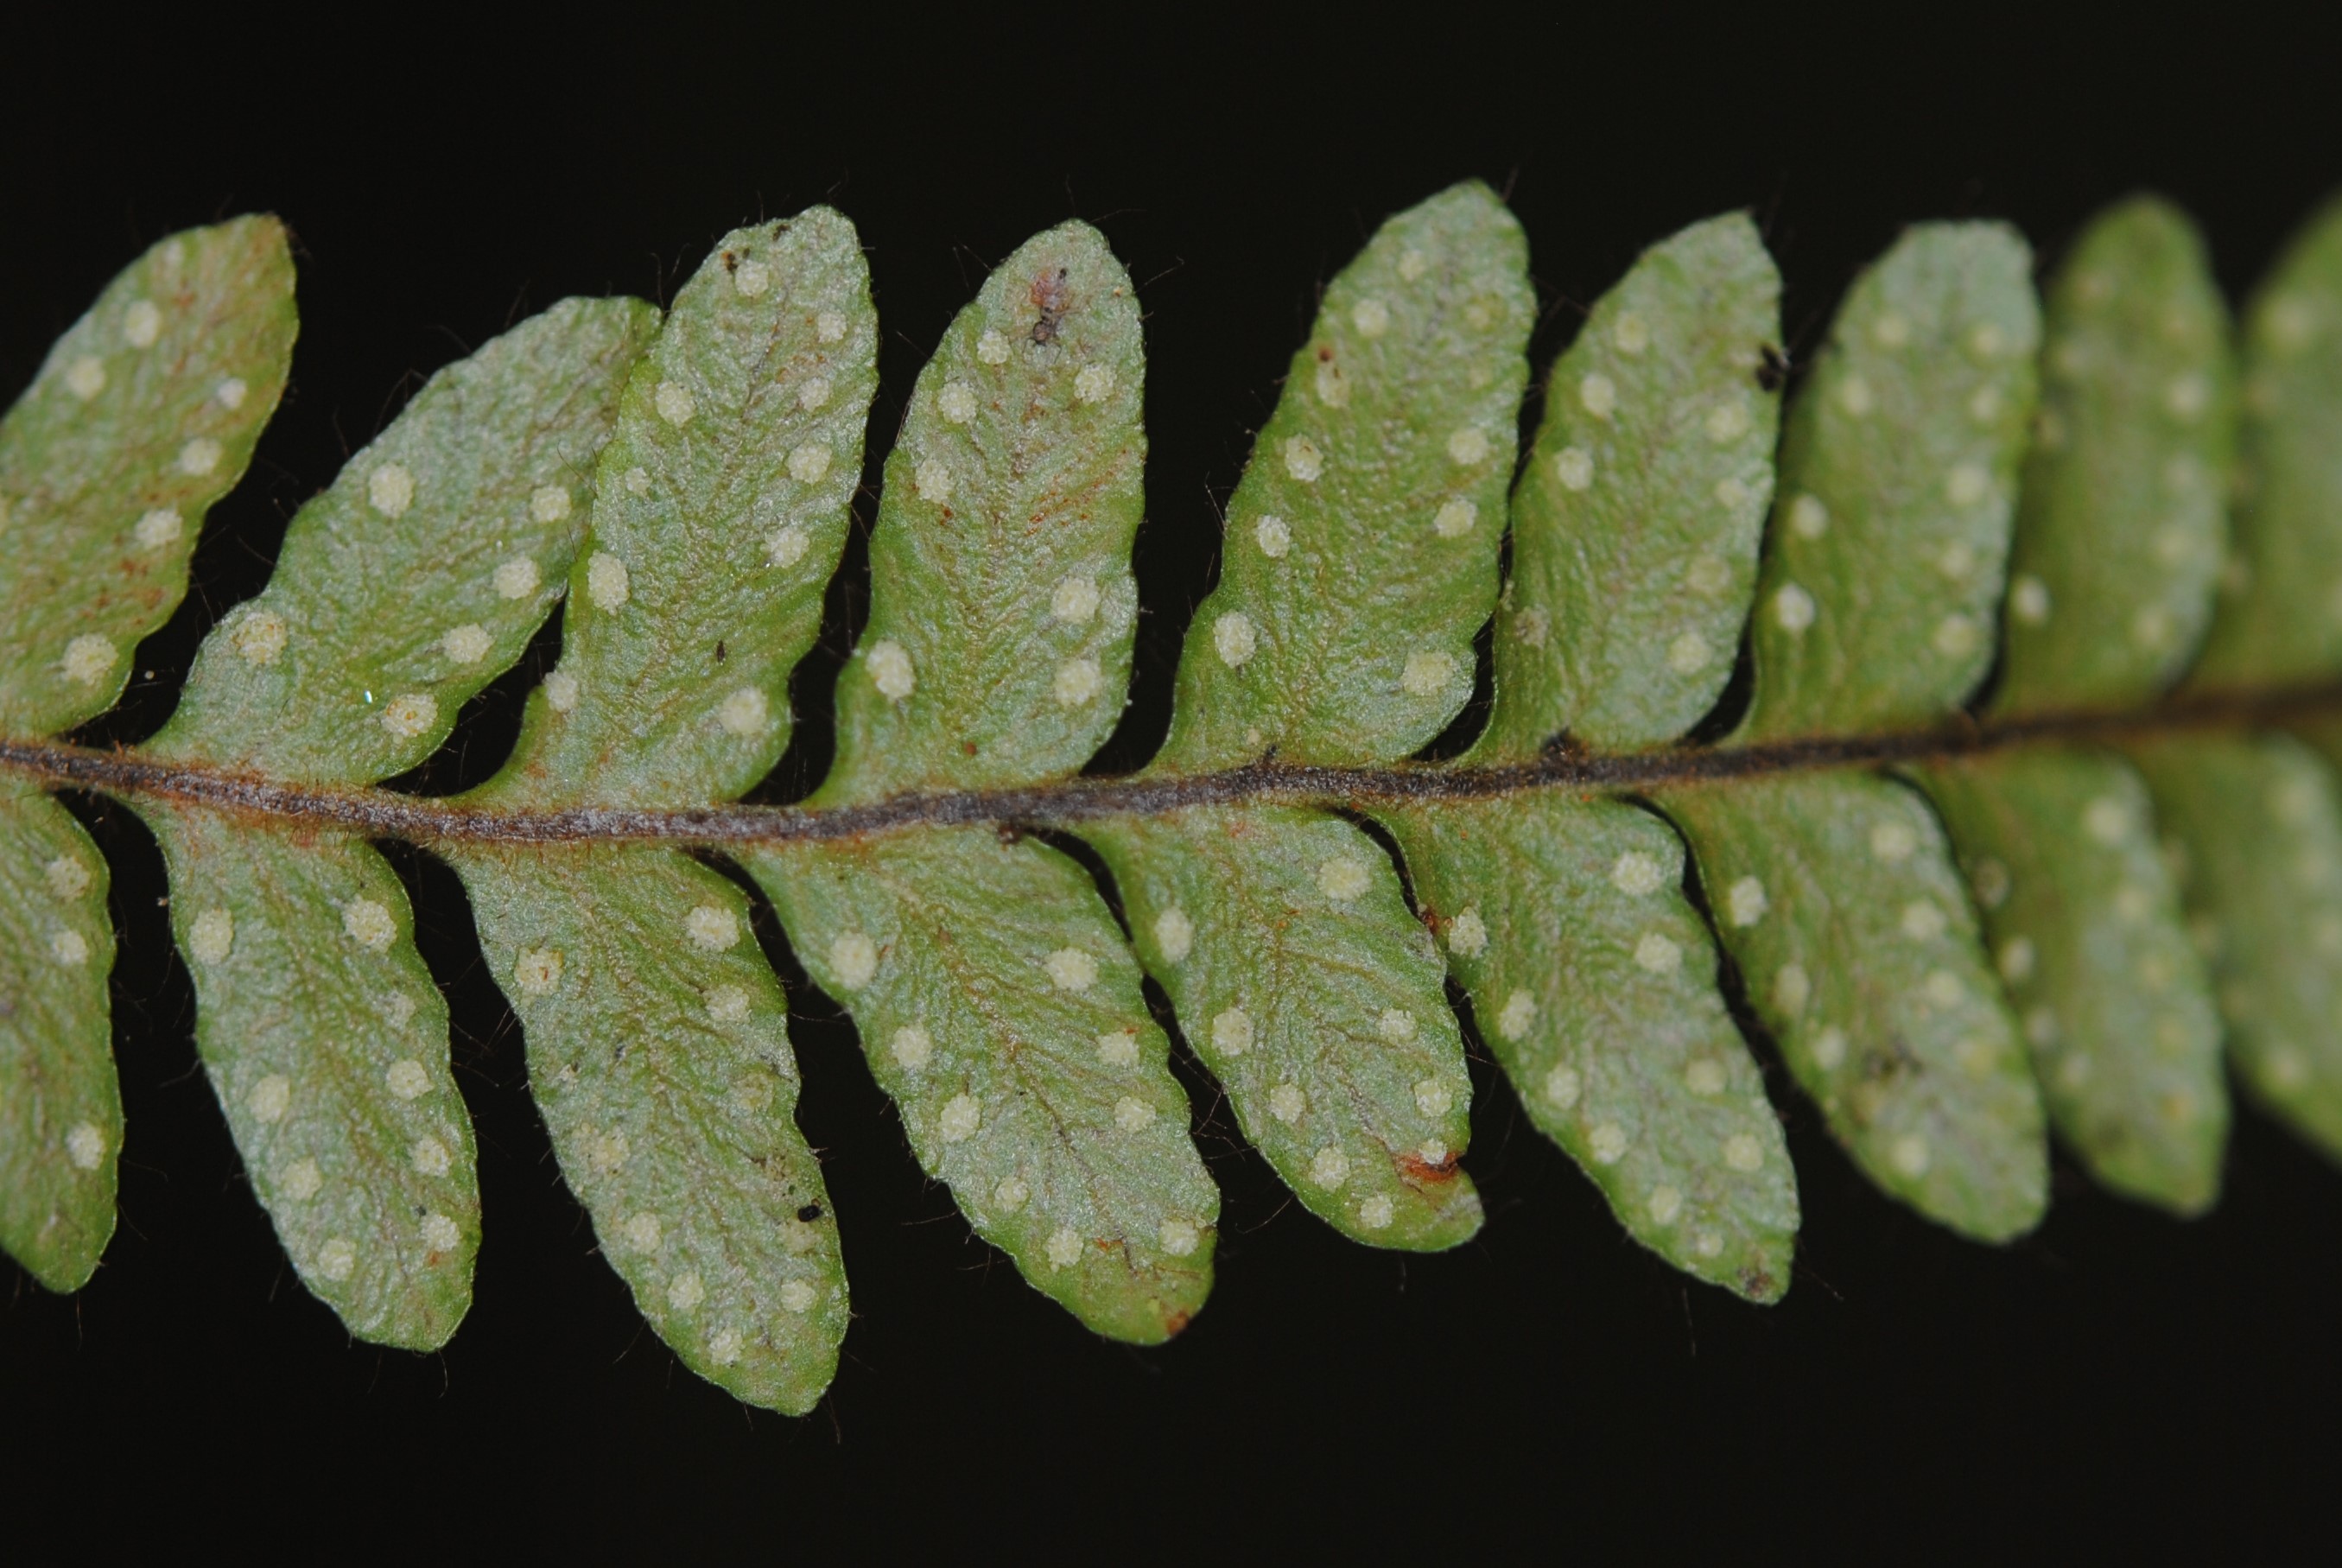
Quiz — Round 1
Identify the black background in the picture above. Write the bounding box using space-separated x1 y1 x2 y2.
5 6 2339 1553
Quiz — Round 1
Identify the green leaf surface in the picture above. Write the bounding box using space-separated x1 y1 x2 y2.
1740 223 2039 741
1154 181 1533 771
0 217 296 736
2129 733 2342 1156
1382 794 1795 1297
1088 807 1482 1250
461 845 846 1412
754 826 1216 1342
1993 198 2234 715
1920 747 2225 1213
152 295 657 779
1662 770 2047 1240
2192 195 2342 688
821 222 1142 803
1483 213 1781 757
488 213 875 809
0 782 118 1290
147 803 475 1347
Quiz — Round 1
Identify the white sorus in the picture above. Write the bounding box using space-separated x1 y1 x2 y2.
1685 1057 1727 1095
1705 400 1752 442
1433 498 1477 537
1052 657 1103 707
1869 819 1917 861
513 945 563 993
368 462 416 517
732 258 771 297
1723 1133 1764 1172
1282 436 1325 483
1870 312 1911 347
1921 968 1963 1007
1790 493 1829 537
1998 937 2037 984
381 689 437 740
977 329 1012 365
780 1279 819 1313
1589 1123 1629 1164
623 466 651 496
1315 359 1350 405
867 638 915 700
1713 476 1750 511
1400 651 1456 695
64 356 105 399
1552 446 1595 491
1351 297 1391 337
787 442 831 484
587 551 631 610
2082 795 2132 844
441 624 493 664
686 905 740 951
1932 613 1981 657
1447 428 1490 465
1495 988 1536 1040
1612 310 1651 353
1358 1196 1395 1230
1971 857 2012 909
135 507 183 549
797 376 833 411
1773 582 1816 632
623 1213 663 1252
913 457 953 503
1945 462 1990 506
1837 373 1876 416
189 907 234 963
384 1059 431 1100
1667 632 1711 674
1114 1096 1156 1132
1317 854 1370 902
667 1273 706 1310
1046 1226 1083 1268
890 1025 933 1071
1514 605 1551 646
767 525 810 568
1634 932 1682 974
543 671 580 712
2011 575 2052 623
123 299 163 346
411 1136 451 1178
1269 1082 1306 1123
1692 1232 1724 1259
1609 850 1664 897
343 898 397 951
1648 1185 1684 1225
1152 906 1194 962
60 635 115 686
1445 906 1488 957
64 1120 105 1167
1254 515 1292 558
1213 612 1257 668
718 686 769 735
1399 250 1428 280
248 1074 292 1124
315 1239 358 1282
1890 1134 1931 1178
1378 1008 1418 1042
1075 365 1116 403
655 379 696 425
50 930 89 966
44 856 91 899
1310 1146 1352 1190
939 1094 981 1143
1543 1063 1581 1109
280 1158 322 1200
1578 373 1618 419
1811 1026 1849 1070
829 931 878 988
1096 1030 1140 1068
530 485 572 523
938 381 978 423
816 310 848 343
1970 384 2002 422
494 555 540 599
1727 876 1769 926
1412 1077 1454 1117
1044 946 1098 992
990 1177 1030 1216
2165 373 2210 420
231 607 287 665
1159 1218 1201 1256
1051 573 1101 623
1210 1008 1254 1057
1773 963 1811 1015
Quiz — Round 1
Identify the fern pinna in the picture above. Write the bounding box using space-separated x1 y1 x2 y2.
4 181 2339 1412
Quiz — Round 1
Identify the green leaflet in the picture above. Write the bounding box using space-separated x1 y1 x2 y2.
151 806 476 1345
1666 771 2047 1241
752 221 1217 1336
1154 181 1533 771
1091 807 1482 1250
1995 198 2235 715
492 213 876 809
1483 213 1782 756
1920 750 2225 1213
138 295 655 1345
458 216 874 1409
2129 733 2342 1156
0 783 117 1290
460 846 845 1411
0 218 297 737
1739 223 2040 742
1381 795 1795 1298
760 827 1215 1341
2193 195 2342 689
